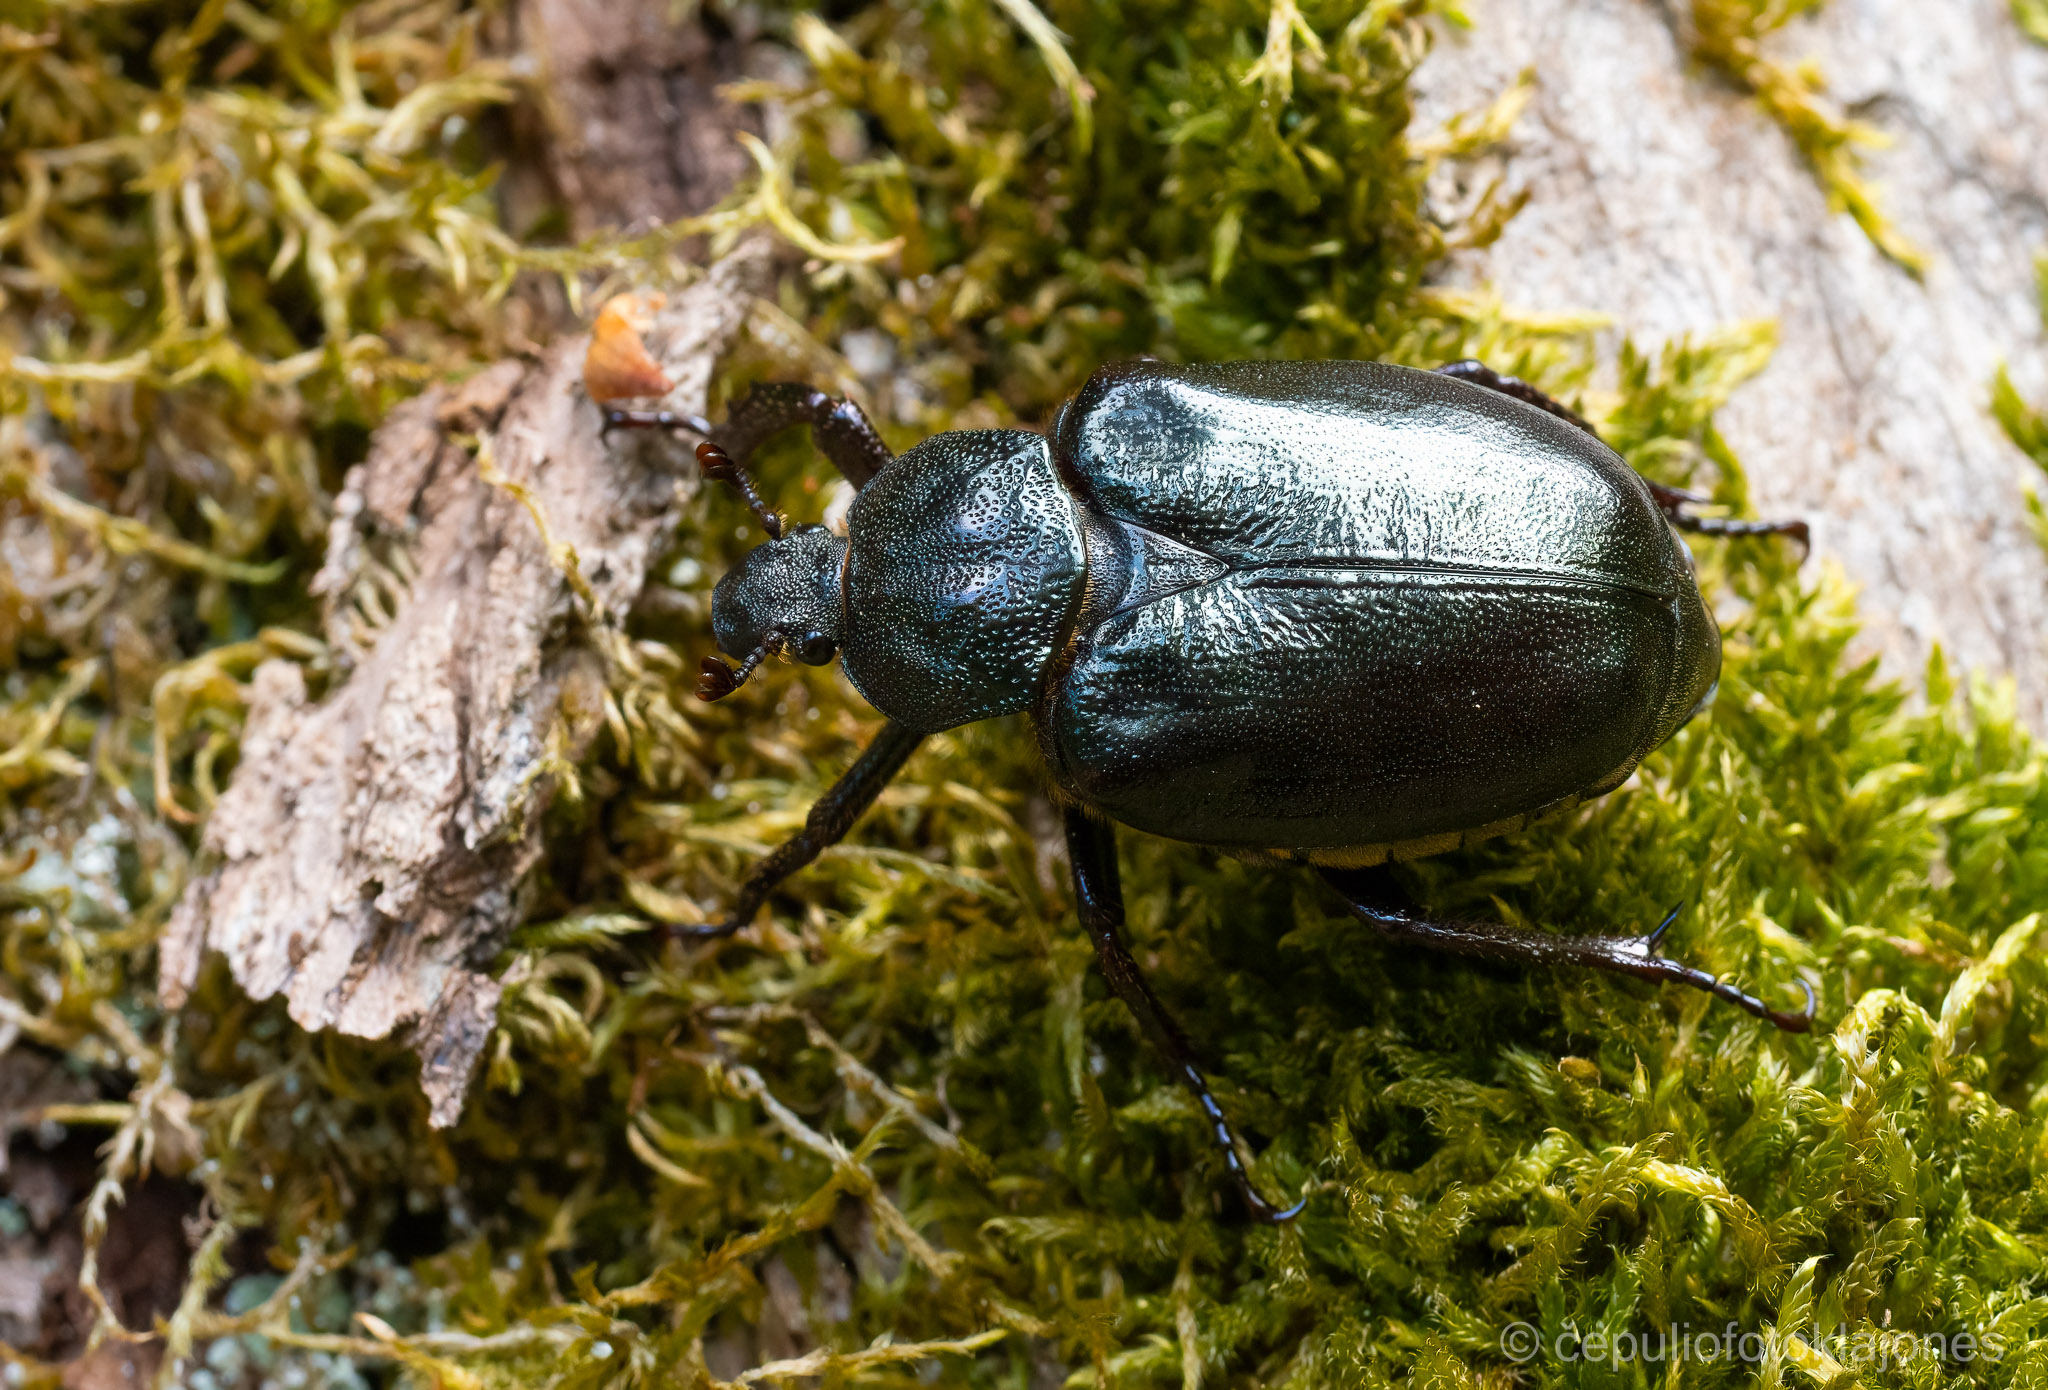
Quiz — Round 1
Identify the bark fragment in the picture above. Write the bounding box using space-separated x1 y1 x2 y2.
161 246 769 1126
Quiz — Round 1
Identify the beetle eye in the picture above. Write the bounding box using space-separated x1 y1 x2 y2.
795 631 837 665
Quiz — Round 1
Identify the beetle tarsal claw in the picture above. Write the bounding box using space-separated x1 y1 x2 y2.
1777 977 1819 1033
1742 978 1817 1034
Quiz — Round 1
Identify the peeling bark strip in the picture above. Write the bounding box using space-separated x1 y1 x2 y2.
1413 0 2048 728
162 246 768 1126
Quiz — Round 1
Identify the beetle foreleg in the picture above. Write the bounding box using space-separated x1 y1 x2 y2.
1065 810 1307 1224
1322 869 1817 1033
598 405 716 440
677 720 925 939
601 382 893 500
715 382 895 490
599 405 789 537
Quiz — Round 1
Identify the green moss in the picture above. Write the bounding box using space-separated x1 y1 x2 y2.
6 2 2048 1388
1687 0 1929 276
1992 367 2048 557
1991 257 2048 558
2016 0 2048 45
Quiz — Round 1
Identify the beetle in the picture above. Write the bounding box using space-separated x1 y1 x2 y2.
603 358 1815 1221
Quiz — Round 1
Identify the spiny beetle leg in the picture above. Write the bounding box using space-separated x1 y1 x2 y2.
1321 868 1817 1034
674 720 926 940
717 382 895 491
1065 809 1307 1224
602 382 894 505
1435 359 1809 550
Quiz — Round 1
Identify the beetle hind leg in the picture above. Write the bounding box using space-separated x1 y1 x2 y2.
1066 810 1307 1223
1321 867 1816 1033
1433 358 1601 436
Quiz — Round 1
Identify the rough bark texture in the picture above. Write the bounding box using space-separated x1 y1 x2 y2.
161 246 768 1126
511 0 760 236
153 0 764 1129
1413 0 2048 727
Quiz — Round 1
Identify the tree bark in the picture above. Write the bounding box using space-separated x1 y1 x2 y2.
509 0 760 236
157 0 768 1126
159 246 766 1125
1413 0 2048 727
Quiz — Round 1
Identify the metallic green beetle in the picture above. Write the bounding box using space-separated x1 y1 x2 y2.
606 358 1813 1221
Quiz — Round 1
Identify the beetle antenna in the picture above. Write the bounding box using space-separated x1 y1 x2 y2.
697 631 786 702
596 410 784 538
696 441 784 540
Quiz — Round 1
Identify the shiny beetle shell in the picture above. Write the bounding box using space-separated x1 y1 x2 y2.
718 359 1720 865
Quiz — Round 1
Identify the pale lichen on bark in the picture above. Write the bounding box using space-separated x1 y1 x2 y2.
1413 0 2048 727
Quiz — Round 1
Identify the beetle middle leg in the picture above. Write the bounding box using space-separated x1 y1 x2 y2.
1065 809 1307 1223
1322 866 1815 1032
679 719 925 939
1433 359 1808 547
602 382 894 490
1641 481 1810 547
1434 359 1602 436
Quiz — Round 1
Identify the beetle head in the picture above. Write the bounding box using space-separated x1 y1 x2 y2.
703 524 848 700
